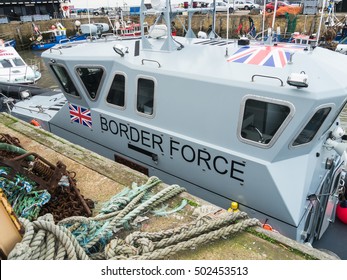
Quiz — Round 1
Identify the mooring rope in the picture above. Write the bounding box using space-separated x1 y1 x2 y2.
7 177 261 260
105 212 261 260
7 214 90 260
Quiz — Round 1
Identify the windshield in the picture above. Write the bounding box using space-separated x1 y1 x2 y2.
340 36 347 44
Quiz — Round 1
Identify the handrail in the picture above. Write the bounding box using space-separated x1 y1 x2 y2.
251 74 284 86
59 38 70 44
141 59 161 68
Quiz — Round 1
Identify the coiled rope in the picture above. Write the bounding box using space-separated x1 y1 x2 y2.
8 214 90 260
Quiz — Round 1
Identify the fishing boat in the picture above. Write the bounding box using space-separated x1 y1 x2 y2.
5 0 347 257
288 32 317 46
30 22 88 51
0 45 41 84
108 10 146 38
4 39 16 48
114 21 142 37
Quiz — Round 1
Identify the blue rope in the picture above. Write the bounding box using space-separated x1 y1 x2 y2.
0 167 51 221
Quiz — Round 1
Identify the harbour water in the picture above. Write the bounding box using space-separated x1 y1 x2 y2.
18 49 59 89
18 48 347 259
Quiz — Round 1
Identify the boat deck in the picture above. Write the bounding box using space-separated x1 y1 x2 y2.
0 112 339 260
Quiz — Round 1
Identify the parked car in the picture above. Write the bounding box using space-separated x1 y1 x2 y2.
265 1 290 12
335 36 347 55
69 8 93 15
233 1 260 10
208 1 237 13
93 7 115 16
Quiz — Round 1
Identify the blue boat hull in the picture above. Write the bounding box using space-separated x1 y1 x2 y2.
4 39 16 48
30 34 88 51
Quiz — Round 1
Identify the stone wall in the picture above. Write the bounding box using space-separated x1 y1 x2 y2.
0 13 344 49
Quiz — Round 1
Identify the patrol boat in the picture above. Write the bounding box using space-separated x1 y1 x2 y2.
7 0 347 249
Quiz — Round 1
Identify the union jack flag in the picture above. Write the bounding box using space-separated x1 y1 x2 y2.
69 103 92 128
227 44 305 68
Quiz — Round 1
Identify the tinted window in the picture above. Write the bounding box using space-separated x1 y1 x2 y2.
1 59 12 68
13 58 25 66
241 99 291 145
293 107 331 146
106 74 125 107
76 67 104 100
137 78 154 115
50 64 79 96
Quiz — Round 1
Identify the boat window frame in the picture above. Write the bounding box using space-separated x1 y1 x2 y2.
237 95 295 149
290 103 335 148
322 98 347 138
105 71 127 110
13 58 25 67
135 75 156 118
74 64 106 101
0 58 13 68
49 63 81 98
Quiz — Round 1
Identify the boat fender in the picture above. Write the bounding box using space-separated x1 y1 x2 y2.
262 223 273 231
336 200 347 224
262 221 278 232
30 119 41 127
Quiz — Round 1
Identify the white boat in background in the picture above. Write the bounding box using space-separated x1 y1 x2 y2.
0 45 41 84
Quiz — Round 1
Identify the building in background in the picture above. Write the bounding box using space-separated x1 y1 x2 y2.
0 0 62 19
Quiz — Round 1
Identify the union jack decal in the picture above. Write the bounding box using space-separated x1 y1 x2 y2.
227 44 305 68
69 103 92 128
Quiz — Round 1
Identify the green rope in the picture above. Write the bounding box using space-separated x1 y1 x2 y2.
285 12 297 35
100 177 161 214
57 176 163 254
0 143 35 161
0 167 50 221
151 199 188 216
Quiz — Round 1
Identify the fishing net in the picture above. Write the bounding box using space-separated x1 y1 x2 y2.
285 13 298 34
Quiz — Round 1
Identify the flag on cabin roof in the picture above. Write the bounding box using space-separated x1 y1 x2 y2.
69 103 92 128
227 44 304 68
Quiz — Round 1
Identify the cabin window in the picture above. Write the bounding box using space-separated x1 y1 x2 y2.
50 64 79 97
293 107 331 146
137 78 154 115
76 67 104 100
106 74 125 107
13 58 25 67
240 99 291 145
1 59 12 68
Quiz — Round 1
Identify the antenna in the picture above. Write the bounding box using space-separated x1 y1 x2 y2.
87 0 92 38
271 0 278 33
226 0 230 56
261 0 266 41
316 0 327 46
